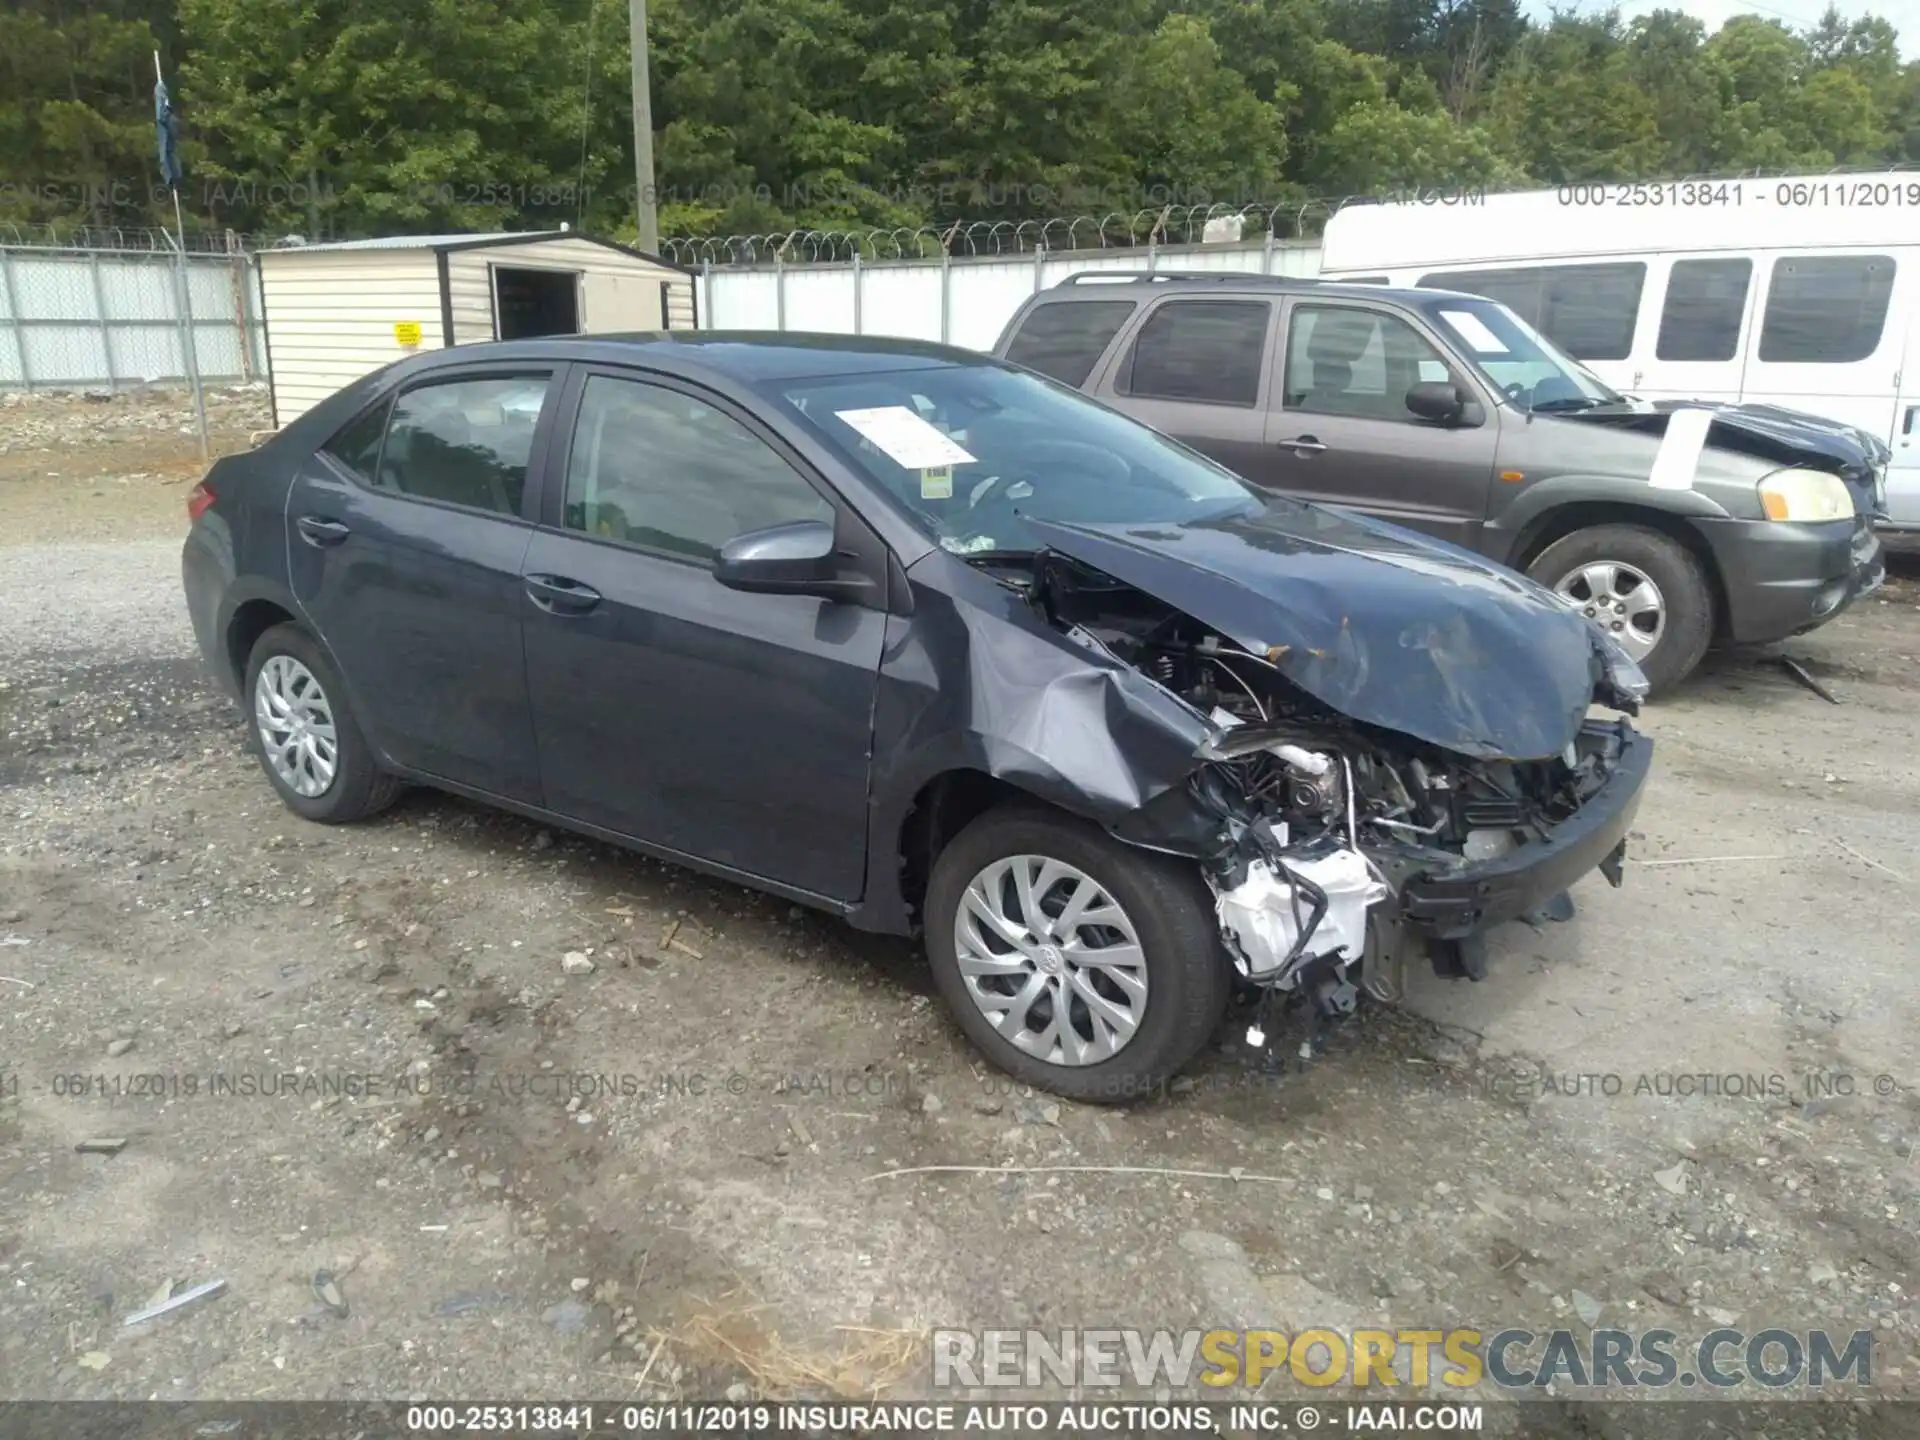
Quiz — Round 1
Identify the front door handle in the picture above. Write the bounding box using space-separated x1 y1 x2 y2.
1902 404 1917 439
296 515 351 547
1280 435 1328 454
524 573 602 615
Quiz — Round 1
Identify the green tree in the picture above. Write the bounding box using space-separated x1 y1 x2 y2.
0 0 173 229
178 0 595 236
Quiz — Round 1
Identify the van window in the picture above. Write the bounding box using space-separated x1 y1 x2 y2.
1657 259 1751 362
1003 301 1137 386
1759 255 1895 364
1122 299 1270 406
1282 306 1456 421
1419 263 1645 362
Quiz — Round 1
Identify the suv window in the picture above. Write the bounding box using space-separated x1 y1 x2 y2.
1759 254 1895 364
323 398 392 481
563 375 833 563
1657 259 1751 362
1421 263 1645 361
1122 299 1270 406
1282 305 1455 421
375 376 549 516
1004 300 1136 386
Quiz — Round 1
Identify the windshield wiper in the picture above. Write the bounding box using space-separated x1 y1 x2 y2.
1530 396 1610 413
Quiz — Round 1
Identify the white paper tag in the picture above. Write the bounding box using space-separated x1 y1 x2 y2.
1648 407 1714 491
834 406 977 469
1438 309 1510 354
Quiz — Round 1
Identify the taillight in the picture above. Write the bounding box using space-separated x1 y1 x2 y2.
186 481 216 523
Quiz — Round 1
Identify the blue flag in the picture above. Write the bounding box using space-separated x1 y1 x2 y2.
156 76 183 190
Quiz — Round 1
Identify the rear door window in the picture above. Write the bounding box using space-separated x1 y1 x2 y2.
1657 259 1752 362
1759 255 1896 363
1003 301 1136 386
1121 299 1271 406
375 376 551 517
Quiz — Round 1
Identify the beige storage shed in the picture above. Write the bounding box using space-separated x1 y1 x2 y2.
256 230 696 427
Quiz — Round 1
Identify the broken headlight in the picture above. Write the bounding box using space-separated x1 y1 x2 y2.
1597 634 1650 705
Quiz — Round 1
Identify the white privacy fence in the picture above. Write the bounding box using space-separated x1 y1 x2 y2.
697 238 1324 348
0 246 266 391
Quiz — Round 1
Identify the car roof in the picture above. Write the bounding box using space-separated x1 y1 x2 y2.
419 331 978 384
1036 271 1445 305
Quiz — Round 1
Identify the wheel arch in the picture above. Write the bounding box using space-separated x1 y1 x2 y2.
225 596 301 691
893 769 1047 935
1509 500 1732 641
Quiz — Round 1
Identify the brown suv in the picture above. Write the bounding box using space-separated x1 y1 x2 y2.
994 271 1886 691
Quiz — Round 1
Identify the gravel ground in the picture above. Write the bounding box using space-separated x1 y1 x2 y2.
0 396 1916 1437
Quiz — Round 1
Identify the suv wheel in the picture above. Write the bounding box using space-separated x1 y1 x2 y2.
1526 524 1712 694
244 624 402 823
925 805 1229 1103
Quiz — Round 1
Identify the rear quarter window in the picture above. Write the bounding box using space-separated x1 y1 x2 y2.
1003 300 1138 386
322 398 392 481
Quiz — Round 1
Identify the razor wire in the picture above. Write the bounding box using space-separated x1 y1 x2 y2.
656 159 1920 266
0 220 272 255
656 199 1357 267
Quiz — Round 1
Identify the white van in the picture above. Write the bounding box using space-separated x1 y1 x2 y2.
1319 175 1920 528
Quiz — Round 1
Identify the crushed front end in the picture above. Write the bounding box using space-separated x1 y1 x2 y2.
1020 540 1653 1038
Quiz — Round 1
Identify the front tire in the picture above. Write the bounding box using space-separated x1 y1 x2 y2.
1527 524 1713 694
244 623 401 823
925 805 1230 1103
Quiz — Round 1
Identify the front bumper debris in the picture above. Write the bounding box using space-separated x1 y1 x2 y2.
1398 719 1652 942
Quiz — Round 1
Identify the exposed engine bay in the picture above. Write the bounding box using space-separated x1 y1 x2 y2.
1022 549 1640 1035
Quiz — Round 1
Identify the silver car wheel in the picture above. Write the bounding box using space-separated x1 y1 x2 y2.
953 854 1148 1067
254 654 339 799
1553 560 1667 662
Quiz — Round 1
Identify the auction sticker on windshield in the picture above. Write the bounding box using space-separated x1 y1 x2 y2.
834 406 978 469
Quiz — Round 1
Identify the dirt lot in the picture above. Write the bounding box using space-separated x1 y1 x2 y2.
1 389 1917 1432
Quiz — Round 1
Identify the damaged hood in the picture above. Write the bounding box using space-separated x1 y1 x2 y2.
1024 504 1610 762
1556 398 1888 514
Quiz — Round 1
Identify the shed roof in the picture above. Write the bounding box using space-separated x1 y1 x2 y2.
262 229 691 273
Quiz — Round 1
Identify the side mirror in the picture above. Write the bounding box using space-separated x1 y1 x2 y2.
1405 380 1468 425
714 519 868 600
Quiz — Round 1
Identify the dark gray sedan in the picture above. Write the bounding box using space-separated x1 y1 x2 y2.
183 333 1652 1100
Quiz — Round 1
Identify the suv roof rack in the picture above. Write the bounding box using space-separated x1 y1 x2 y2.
1057 270 1319 287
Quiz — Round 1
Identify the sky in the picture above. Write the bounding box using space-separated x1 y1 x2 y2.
1523 0 1919 54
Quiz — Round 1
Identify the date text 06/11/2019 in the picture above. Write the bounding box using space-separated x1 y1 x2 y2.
1558 179 1920 207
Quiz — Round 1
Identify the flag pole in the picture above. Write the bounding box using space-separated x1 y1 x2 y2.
157 50 211 461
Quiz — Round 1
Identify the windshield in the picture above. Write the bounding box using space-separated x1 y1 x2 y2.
765 364 1263 555
1424 298 1622 412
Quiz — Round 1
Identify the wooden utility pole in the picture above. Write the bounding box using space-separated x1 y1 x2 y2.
629 0 659 253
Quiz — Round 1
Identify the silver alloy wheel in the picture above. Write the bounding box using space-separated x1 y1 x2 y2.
254 654 339 799
1552 560 1667 662
952 854 1148 1067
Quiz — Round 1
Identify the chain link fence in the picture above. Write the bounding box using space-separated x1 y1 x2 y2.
0 231 265 392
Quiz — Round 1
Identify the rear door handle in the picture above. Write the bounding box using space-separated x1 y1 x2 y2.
1280 435 1328 454
296 515 351 547
524 573 602 615
1902 405 1917 438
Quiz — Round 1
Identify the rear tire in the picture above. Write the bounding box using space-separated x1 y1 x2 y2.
925 804 1229 1103
1527 524 1713 694
244 623 402 824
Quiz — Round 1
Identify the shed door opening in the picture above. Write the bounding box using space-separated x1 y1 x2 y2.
493 267 580 339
